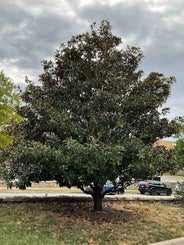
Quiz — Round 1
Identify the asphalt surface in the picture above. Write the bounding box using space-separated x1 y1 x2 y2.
161 175 184 183
1 173 182 202
149 237 184 245
1 174 182 201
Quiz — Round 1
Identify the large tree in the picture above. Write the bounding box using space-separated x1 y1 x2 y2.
7 21 178 210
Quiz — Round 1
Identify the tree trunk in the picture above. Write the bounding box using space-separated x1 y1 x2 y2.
92 188 104 211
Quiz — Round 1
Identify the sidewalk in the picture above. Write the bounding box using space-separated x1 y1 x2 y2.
149 237 184 245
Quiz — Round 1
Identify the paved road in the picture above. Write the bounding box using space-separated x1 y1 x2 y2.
161 175 184 183
0 175 182 202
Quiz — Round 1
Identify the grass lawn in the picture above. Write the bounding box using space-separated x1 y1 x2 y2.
0 181 82 193
0 200 183 245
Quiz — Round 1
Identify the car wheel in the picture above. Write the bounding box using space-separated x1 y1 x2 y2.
140 191 145 194
150 189 155 195
167 190 171 196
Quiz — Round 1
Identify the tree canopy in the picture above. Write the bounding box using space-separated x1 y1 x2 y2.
0 72 22 150
7 21 179 210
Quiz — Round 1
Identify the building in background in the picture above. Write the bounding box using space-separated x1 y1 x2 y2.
154 140 176 150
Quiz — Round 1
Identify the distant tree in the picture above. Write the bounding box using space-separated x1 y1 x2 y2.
0 72 22 150
175 118 184 202
150 146 179 176
7 21 178 211
175 117 184 168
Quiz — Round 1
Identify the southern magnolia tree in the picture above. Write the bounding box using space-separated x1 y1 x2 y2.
8 21 178 210
0 72 22 150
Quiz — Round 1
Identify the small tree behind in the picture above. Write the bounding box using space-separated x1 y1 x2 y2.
0 72 22 149
7 21 178 211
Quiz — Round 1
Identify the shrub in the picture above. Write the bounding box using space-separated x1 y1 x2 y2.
175 181 184 203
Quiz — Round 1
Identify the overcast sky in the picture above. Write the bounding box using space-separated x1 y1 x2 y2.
1 0 183 120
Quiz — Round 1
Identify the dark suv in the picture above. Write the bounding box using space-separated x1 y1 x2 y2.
138 180 172 196
86 183 122 195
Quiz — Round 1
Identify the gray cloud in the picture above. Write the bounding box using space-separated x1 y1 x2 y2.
0 0 183 120
0 0 85 74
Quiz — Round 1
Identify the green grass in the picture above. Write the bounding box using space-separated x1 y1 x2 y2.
0 180 82 193
0 201 183 245
0 186 81 193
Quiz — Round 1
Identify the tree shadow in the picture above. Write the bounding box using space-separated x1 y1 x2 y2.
37 200 138 225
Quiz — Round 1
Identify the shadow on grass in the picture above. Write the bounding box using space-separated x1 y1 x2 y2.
34 200 138 225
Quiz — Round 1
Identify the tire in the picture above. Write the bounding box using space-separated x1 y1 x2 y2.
150 188 156 195
140 190 145 195
167 190 171 196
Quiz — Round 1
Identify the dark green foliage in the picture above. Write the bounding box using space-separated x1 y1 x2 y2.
7 21 179 210
176 140 184 169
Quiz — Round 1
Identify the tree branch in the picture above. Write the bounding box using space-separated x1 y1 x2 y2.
79 183 94 196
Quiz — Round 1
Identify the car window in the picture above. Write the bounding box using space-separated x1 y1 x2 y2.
149 181 158 185
153 182 159 185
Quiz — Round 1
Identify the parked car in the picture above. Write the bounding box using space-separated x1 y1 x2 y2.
138 180 172 196
86 182 122 195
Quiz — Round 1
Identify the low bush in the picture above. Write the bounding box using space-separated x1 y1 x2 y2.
175 181 184 203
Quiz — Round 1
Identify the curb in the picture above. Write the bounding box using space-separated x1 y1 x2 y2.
149 237 184 245
0 193 177 203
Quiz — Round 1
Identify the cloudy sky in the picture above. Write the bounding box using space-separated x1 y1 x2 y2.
1 0 183 120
